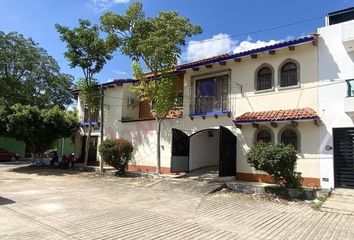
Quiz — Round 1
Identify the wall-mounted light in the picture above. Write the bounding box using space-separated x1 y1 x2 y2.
207 130 214 137
325 145 333 151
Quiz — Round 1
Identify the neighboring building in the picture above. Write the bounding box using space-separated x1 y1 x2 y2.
75 7 354 189
318 7 354 189
0 136 75 159
0 137 26 158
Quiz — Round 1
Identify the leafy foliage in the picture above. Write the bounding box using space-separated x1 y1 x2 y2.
56 19 118 165
0 31 73 109
1 104 79 157
55 19 118 80
246 143 303 188
101 2 202 74
77 78 100 112
100 2 201 173
130 61 177 119
99 138 134 174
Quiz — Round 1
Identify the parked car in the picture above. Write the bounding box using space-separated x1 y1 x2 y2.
0 148 21 161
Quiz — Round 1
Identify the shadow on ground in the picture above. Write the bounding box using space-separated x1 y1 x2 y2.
0 196 15 205
10 165 82 177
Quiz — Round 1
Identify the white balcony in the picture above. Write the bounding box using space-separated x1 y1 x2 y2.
342 22 354 52
344 97 354 116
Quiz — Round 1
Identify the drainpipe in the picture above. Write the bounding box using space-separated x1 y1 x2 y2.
100 84 104 174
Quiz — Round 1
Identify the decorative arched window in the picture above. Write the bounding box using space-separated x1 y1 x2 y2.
256 66 273 91
280 61 299 87
255 127 274 144
280 128 299 150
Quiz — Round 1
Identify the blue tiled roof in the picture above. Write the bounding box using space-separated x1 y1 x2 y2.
327 7 354 16
177 36 315 71
101 78 136 87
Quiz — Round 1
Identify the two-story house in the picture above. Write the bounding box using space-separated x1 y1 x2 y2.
75 35 321 187
75 8 354 189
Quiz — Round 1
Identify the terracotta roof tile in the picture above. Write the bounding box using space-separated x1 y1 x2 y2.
166 107 183 119
234 108 319 123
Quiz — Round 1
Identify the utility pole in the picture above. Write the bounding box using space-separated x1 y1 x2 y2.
100 84 104 174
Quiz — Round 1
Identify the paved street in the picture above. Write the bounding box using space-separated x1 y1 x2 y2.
1 162 354 240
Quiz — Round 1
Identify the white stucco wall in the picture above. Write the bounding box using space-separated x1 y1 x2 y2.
318 20 354 189
181 42 320 181
121 83 139 121
189 129 220 171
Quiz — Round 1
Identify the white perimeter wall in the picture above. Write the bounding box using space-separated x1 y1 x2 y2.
318 20 354 189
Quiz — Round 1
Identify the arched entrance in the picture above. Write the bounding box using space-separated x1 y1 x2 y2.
171 126 237 177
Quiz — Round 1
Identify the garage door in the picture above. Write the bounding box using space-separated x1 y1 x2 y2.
333 128 354 188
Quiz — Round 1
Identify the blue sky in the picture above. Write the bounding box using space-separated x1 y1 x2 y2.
1 0 353 83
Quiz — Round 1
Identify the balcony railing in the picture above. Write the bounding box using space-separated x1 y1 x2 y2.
191 96 230 117
346 79 354 97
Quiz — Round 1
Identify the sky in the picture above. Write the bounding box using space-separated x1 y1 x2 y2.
1 0 353 84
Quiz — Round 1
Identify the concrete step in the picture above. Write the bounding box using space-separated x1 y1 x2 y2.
331 188 354 197
326 195 354 203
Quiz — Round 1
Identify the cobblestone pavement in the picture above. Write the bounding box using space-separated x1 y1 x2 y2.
1 162 354 240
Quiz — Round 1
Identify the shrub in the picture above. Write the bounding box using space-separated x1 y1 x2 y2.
99 138 134 174
246 142 303 188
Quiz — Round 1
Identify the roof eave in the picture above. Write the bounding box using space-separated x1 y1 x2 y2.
177 36 314 71
233 116 320 125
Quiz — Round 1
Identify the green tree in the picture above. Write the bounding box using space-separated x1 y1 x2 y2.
56 19 118 165
100 2 202 174
3 104 79 158
0 31 73 109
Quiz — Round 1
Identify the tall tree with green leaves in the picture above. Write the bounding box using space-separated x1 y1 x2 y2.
0 31 73 109
56 19 118 165
1 104 79 158
101 2 202 173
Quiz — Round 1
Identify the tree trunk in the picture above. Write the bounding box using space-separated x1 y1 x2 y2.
84 110 92 166
156 118 162 174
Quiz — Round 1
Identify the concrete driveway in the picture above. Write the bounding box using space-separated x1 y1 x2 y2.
1 162 354 240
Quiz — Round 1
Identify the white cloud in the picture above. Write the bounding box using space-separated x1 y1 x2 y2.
182 33 237 63
112 69 127 75
88 0 129 13
183 34 288 63
233 36 280 53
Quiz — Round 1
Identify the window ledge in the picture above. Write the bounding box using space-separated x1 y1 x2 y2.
278 83 301 91
254 87 275 94
189 111 231 119
80 121 101 126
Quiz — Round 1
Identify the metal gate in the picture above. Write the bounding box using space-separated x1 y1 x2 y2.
219 126 237 177
171 128 189 173
333 128 354 188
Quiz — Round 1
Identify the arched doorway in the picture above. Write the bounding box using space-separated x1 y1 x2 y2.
171 126 237 177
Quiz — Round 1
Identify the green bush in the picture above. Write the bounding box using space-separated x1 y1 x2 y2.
246 142 303 188
99 138 134 174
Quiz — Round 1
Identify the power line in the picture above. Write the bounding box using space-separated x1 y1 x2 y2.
0 15 324 66
186 16 323 45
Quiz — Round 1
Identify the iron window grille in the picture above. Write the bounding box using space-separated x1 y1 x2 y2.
194 74 229 114
84 108 99 123
281 129 298 150
256 129 272 143
256 67 273 91
280 62 298 87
